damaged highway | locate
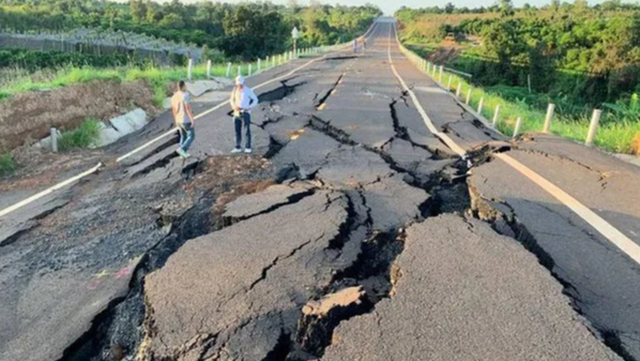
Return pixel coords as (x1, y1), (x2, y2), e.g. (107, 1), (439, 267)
(1, 19), (640, 361)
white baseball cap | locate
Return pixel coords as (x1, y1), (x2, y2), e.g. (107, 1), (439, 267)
(235, 75), (245, 85)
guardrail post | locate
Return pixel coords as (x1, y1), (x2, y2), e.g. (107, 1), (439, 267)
(465, 88), (472, 104)
(248, 63), (252, 76)
(50, 127), (58, 153)
(237, 65), (241, 76)
(477, 97), (484, 114)
(257, 58), (261, 73)
(438, 66), (444, 83)
(513, 117), (523, 138)
(187, 58), (193, 81)
(447, 76), (452, 90)
(206, 59), (211, 78)
(492, 104), (501, 128)
(542, 103), (555, 133)
(585, 109), (602, 147)
(226, 62), (232, 77)
(456, 83), (462, 98)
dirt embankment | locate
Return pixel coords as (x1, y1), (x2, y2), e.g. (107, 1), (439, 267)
(425, 46), (462, 64)
(0, 79), (158, 153)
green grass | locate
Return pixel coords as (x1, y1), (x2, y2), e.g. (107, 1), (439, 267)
(59, 119), (102, 151)
(0, 53), (290, 107)
(0, 152), (16, 176)
(430, 63), (640, 154)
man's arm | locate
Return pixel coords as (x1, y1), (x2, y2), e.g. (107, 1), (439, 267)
(248, 88), (259, 109)
(171, 98), (178, 124)
(230, 89), (240, 112)
(185, 93), (195, 125)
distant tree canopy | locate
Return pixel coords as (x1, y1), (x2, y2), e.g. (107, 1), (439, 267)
(395, 3), (640, 104)
(0, 0), (382, 60)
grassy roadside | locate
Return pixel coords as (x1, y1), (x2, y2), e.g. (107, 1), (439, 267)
(0, 153), (16, 176)
(59, 119), (102, 151)
(404, 44), (640, 155)
(0, 54), (293, 107)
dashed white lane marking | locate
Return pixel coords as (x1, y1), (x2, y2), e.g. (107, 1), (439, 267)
(385, 21), (640, 266)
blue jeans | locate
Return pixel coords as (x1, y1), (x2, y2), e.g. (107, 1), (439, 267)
(178, 122), (195, 152)
(234, 112), (251, 149)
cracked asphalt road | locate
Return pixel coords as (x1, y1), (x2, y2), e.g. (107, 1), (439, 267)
(1, 18), (640, 361)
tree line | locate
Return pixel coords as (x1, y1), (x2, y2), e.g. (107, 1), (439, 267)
(396, 1), (640, 106)
(0, 0), (381, 60)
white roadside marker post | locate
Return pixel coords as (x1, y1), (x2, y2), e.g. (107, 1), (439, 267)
(226, 63), (232, 78)
(513, 117), (523, 138)
(51, 127), (58, 153)
(543, 103), (555, 133)
(465, 88), (472, 105)
(187, 59), (193, 81)
(206, 60), (211, 78)
(456, 83), (462, 98)
(492, 104), (501, 128)
(585, 109), (602, 147)
(477, 97), (484, 114)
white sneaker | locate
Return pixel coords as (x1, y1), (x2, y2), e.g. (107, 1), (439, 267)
(231, 148), (242, 154)
(244, 148), (253, 154)
(176, 148), (188, 158)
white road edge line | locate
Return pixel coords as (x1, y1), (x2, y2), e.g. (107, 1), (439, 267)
(388, 21), (640, 266)
(0, 23), (381, 220)
(386, 24), (466, 157)
(115, 21), (380, 164)
(496, 153), (640, 265)
(0, 162), (103, 218)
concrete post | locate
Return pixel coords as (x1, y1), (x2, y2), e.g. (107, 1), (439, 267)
(477, 97), (484, 114)
(465, 88), (472, 105)
(237, 65), (241, 76)
(266, 56), (270, 69)
(585, 109), (602, 147)
(206, 59), (211, 78)
(447, 76), (452, 90)
(257, 59), (261, 73)
(426, 62), (431, 74)
(438, 66), (444, 83)
(492, 104), (501, 128)
(187, 59), (193, 81)
(513, 117), (523, 138)
(50, 127), (58, 153)
(542, 103), (555, 133)
(226, 62), (232, 78)
(456, 83), (462, 98)
(248, 63), (252, 76)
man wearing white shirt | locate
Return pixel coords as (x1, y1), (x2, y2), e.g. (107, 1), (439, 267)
(229, 75), (259, 153)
